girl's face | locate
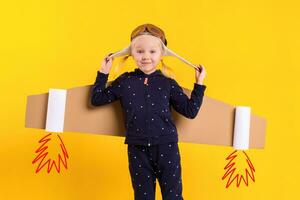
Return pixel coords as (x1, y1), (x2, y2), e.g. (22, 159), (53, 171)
(130, 34), (163, 74)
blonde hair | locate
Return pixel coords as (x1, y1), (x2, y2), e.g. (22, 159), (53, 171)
(111, 55), (175, 80)
(161, 59), (175, 79)
(110, 38), (175, 79)
(112, 55), (175, 79)
(111, 55), (130, 80)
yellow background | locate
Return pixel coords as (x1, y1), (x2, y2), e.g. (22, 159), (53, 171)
(1, 0), (299, 199)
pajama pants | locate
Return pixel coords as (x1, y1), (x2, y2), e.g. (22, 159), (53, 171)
(127, 142), (184, 200)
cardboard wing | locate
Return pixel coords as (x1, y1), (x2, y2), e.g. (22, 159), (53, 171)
(25, 84), (266, 149)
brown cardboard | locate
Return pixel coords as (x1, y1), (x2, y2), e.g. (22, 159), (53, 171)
(25, 84), (266, 149)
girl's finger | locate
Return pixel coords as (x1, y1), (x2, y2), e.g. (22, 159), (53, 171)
(105, 53), (114, 61)
(105, 55), (112, 62)
(197, 65), (202, 72)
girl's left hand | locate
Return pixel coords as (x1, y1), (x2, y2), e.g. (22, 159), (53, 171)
(195, 64), (207, 85)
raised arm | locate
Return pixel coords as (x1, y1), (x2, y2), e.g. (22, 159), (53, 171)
(90, 71), (124, 106)
(170, 64), (207, 118)
(90, 53), (124, 106)
(169, 78), (206, 119)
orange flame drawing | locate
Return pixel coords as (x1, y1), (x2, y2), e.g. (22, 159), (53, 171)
(32, 133), (69, 173)
(222, 150), (255, 188)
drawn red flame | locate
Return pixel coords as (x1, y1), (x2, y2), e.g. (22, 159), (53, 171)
(32, 133), (69, 173)
(222, 150), (255, 188)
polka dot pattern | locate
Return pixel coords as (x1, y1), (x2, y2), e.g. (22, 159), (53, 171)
(91, 68), (206, 143)
(128, 142), (183, 199)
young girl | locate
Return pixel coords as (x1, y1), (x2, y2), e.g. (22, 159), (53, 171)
(91, 23), (207, 200)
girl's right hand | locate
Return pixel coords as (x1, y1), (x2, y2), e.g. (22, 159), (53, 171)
(99, 53), (114, 74)
(195, 64), (207, 85)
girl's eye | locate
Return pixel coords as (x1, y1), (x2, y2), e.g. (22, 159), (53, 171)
(136, 50), (156, 53)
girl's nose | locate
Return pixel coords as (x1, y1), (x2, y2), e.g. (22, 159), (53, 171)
(142, 56), (150, 60)
(142, 53), (151, 59)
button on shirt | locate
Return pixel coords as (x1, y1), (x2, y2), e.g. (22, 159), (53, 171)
(90, 68), (207, 146)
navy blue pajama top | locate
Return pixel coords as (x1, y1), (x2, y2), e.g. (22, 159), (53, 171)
(90, 68), (206, 146)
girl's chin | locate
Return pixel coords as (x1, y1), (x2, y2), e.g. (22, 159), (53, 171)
(139, 65), (156, 73)
(141, 63), (151, 66)
(140, 64), (153, 69)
